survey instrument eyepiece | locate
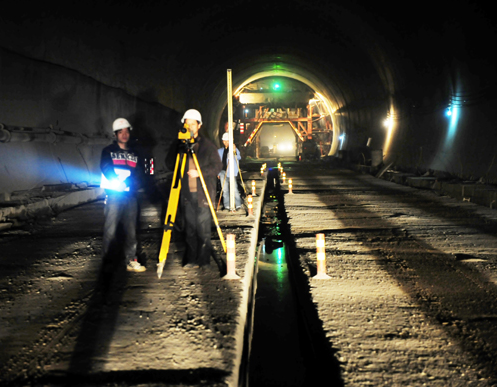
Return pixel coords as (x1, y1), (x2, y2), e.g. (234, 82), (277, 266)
(178, 123), (193, 141)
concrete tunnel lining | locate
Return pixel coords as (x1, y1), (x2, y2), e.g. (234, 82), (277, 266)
(1, 0), (497, 196)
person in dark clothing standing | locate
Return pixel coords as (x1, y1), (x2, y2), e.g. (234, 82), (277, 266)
(166, 109), (222, 269)
(100, 117), (146, 272)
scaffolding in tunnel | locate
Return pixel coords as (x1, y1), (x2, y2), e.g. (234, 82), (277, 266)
(239, 103), (333, 158)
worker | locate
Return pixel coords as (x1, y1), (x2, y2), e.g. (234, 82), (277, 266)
(218, 132), (242, 210)
(166, 109), (222, 269)
(100, 118), (146, 272)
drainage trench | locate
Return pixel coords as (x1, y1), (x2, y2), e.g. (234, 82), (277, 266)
(242, 167), (342, 386)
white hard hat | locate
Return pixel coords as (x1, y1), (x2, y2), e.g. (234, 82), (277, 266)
(112, 118), (132, 132)
(222, 132), (229, 141)
(181, 109), (202, 124)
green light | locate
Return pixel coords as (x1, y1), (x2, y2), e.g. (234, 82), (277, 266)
(272, 82), (281, 91)
(275, 246), (285, 285)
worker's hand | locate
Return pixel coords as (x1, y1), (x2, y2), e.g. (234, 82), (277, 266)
(123, 177), (133, 191)
(118, 181), (127, 192)
(188, 169), (199, 178)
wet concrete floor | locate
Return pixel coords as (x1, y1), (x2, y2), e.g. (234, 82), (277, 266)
(2, 161), (497, 386)
(281, 163), (497, 386)
(0, 171), (266, 386)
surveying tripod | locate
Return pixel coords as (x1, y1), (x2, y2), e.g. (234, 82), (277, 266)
(157, 125), (226, 279)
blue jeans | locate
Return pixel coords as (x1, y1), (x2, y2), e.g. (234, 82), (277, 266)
(102, 193), (138, 262)
(219, 170), (242, 209)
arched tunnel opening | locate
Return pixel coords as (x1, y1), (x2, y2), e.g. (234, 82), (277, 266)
(216, 75), (337, 160)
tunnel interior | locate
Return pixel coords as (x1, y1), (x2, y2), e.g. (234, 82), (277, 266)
(258, 124), (297, 157)
(2, 2), (497, 384)
(217, 75), (334, 159)
(1, 0), (497, 196)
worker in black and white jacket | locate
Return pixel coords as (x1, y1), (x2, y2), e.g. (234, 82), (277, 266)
(100, 117), (146, 272)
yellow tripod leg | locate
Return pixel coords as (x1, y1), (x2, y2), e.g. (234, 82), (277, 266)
(235, 157), (248, 195)
(191, 153), (227, 253)
(157, 152), (187, 278)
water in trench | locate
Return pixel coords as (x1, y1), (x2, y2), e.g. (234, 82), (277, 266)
(247, 183), (315, 386)
(248, 236), (308, 386)
(245, 166), (343, 387)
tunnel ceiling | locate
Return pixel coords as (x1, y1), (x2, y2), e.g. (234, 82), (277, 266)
(3, 0), (497, 192)
(3, 0), (495, 134)
(6, 0), (495, 89)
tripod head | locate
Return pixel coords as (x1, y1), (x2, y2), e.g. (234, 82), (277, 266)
(178, 123), (196, 152)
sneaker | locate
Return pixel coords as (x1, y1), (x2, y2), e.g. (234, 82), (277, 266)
(183, 263), (200, 269)
(127, 260), (146, 272)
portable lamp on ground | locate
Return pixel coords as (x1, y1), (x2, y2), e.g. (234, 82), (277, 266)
(314, 233), (330, 279)
(224, 234), (240, 280)
(247, 195), (253, 216)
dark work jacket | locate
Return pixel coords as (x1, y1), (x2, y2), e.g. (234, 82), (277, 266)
(166, 135), (222, 208)
(100, 142), (144, 196)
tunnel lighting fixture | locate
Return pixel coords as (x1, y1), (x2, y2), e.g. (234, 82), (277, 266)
(383, 117), (392, 128)
(382, 107), (397, 158)
(338, 134), (345, 151)
(445, 104), (460, 145)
